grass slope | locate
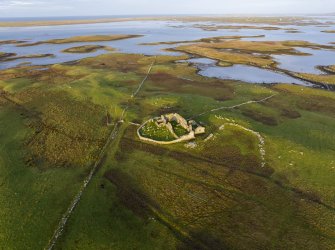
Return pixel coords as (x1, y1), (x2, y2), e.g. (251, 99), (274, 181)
(0, 52), (334, 249)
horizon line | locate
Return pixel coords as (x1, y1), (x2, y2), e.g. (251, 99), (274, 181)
(0, 12), (334, 19)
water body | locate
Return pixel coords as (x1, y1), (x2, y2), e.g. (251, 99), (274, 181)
(0, 17), (335, 84)
(274, 47), (335, 74)
(0, 15), (150, 22)
(184, 58), (311, 86)
(200, 65), (311, 86)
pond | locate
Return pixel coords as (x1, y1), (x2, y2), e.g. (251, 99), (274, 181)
(183, 58), (312, 86)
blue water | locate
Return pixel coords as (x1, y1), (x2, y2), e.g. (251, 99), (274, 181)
(0, 15), (156, 22)
(182, 58), (311, 86)
(0, 16), (334, 85)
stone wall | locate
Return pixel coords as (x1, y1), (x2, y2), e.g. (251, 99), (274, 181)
(165, 113), (190, 131)
(137, 113), (204, 145)
(137, 125), (195, 145)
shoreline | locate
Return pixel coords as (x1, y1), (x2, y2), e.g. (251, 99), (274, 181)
(0, 15), (321, 28)
(0, 16), (157, 27)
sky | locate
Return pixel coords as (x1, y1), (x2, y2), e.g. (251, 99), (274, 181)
(0, 0), (334, 17)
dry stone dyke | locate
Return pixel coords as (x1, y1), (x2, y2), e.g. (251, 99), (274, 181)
(138, 113), (205, 144)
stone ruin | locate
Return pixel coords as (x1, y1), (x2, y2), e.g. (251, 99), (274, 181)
(138, 113), (206, 145)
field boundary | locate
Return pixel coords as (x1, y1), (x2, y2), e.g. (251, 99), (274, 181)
(45, 58), (156, 250)
(217, 120), (266, 168)
(191, 94), (277, 118)
(121, 136), (335, 212)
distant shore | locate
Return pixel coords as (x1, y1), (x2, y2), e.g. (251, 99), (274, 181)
(0, 17), (156, 27)
(0, 15), (320, 27)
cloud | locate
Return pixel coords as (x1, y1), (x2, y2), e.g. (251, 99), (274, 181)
(0, 0), (46, 8)
(10, 1), (36, 5)
(2, 0), (43, 5)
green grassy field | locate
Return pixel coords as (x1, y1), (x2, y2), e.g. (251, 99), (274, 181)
(0, 100), (90, 249)
(0, 52), (334, 249)
(140, 120), (177, 141)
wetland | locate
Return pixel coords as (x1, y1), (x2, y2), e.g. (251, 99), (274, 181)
(0, 15), (335, 250)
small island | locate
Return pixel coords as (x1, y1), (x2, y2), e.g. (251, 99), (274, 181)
(17, 34), (142, 47)
(62, 45), (114, 53)
(137, 113), (205, 144)
(0, 53), (54, 62)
